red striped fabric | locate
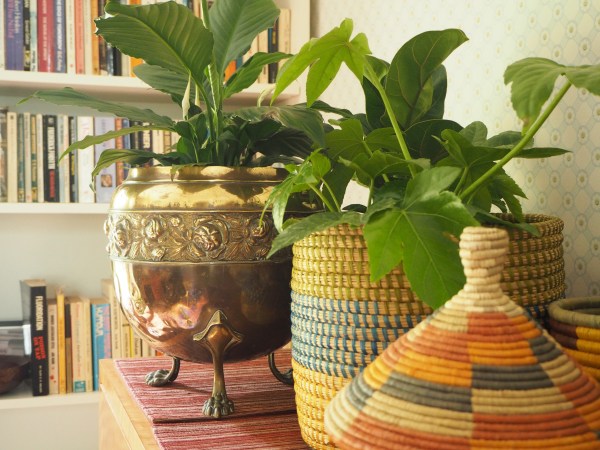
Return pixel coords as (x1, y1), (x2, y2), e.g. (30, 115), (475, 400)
(114, 349), (308, 449)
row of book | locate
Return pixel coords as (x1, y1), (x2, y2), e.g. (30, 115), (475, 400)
(1, 0), (291, 82)
(0, 109), (177, 203)
(20, 278), (159, 396)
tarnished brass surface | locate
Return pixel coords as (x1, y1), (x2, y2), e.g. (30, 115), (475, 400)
(107, 167), (308, 366)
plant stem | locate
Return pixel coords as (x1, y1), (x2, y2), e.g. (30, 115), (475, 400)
(310, 184), (337, 212)
(321, 179), (342, 211)
(460, 80), (572, 201)
(364, 64), (416, 178)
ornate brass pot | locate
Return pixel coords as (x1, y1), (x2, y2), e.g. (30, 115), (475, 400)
(104, 166), (303, 417)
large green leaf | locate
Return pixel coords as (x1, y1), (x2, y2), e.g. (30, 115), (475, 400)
(505, 58), (600, 128)
(234, 105), (325, 147)
(92, 148), (165, 179)
(420, 65), (448, 121)
(386, 29), (467, 129)
(209, 0), (279, 76)
(100, 1), (212, 89)
(325, 118), (366, 161)
(404, 119), (462, 162)
(23, 88), (175, 127)
(133, 64), (190, 106)
(272, 19), (371, 105)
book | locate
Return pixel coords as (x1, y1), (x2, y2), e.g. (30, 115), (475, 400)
(47, 298), (59, 394)
(256, 29), (269, 83)
(101, 278), (122, 359)
(20, 279), (49, 396)
(23, 112), (32, 202)
(35, 113), (44, 202)
(65, 0), (75, 74)
(81, 0), (92, 74)
(64, 301), (72, 393)
(90, 0), (100, 75)
(68, 296), (91, 392)
(90, 298), (111, 391)
(76, 116), (94, 202)
(68, 116), (77, 202)
(0, 107), (7, 202)
(37, 0), (55, 72)
(57, 115), (70, 202)
(73, 0), (84, 73)
(267, 20), (278, 83)
(23, 0), (32, 71)
(277, 9), (291, 74)
(16, 113), (25, 202)
(56, 288), (67, 394)
(0, 0), (4, 70)
(30, 113), (38, 201)
(54, 0), (66, 72)
(6, 111), (17, 202)
(43, 115), (58, 202)
(5, 0), (24, 70)
(29, 0), (38, 71)
(93, 116), (116, 202)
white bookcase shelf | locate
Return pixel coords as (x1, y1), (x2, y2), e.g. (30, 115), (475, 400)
(0, 202), (109, 214)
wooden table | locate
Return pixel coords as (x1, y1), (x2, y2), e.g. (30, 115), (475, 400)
(99, 359), (159, 450)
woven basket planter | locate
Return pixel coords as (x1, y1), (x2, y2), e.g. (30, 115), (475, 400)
(324, 227), (600, 450)
(548, 297), (600, 380)
(291, 214), (565, 449)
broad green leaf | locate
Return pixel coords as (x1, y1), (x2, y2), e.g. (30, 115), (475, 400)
(60, 124), (166, 160)
(251, 128), (313, 160)
(460, 121), (488, 146)
(564, 64), (600, 96)
(309, 100), (355, 119)
(272, 19), (371, 105)
(224, 52), (290, 98)
(100, 1), (212, 90)
(234, 105), (325, 147)
(325, 118), (366, 161)
(420, 65), (448, 121)
(133, 64), (191, 106)
(209, 0), (279, 76)
(23, 88), (175, 128)
(268, 211), (362, 257)
(386, 29), (467, 129)
(322, 162), (354, 212)
(365, 128), (400, 153)
(404, 166), (461, 205)
(404, 119), (462, 162)
(517, 147), (569, 158)
(485, 130), (526, 148)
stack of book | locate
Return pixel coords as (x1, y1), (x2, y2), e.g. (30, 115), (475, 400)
(0, 109), (174, 203)
(1, 0), (291, 80)
(20, 278), (158, 396)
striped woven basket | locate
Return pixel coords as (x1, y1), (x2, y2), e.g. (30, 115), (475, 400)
(291, 214), (565, 449)
(548, 297), (600, 380)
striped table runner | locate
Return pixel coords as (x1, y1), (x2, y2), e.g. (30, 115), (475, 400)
(114, 348), (308, 449)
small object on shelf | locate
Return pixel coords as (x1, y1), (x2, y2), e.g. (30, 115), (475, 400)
(324, 227), (600, 450)
(548, 297), (600, 380)
(0, 355), (30, 395)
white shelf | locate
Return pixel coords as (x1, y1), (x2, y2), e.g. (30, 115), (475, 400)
(1, 69), (300, 106)
(0, 381), (100, 410)
(0, 202), (109, 214)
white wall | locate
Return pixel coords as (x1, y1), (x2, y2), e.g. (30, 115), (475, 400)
(311, 0), (600, 297)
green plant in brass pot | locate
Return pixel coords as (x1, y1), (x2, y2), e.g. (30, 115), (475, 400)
(21, 0), (327, 419)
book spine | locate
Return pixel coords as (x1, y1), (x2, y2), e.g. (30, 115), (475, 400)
(54, 0), (66, 72)
(114, 117), (124, 185)
(58, 114), (70, 202)
(16, 113), (25, 202)
(93, 116), (116, 203)
(20, 281), (49, 396)
(29, 0), (38, 71)
(82, 297), (92, 392)
(68, 116), (77, 202)
(90, 0), (99, 75)
(76, 116), (94, 203)
(23, 112), (32, 202)
(30, 114), (38, 202)
(277, 8), (291, 74)
(81, 0), (92, 74)
(267, 20), (278, 83)
(64, 0), (75, 74)
(64, 302), (72, 393)
(23, 0), (31, 71)
(91, 302), (111, 391)
(5, 0), (24, 70)
(101, 279), (121, 359)
(43, 115), (58, 202)
(73, 0), (84, 74)
(70, 300), (86, 392)
(0, 0), (5, 70)
(0, 108), (7, 202)
(47, 300), (58, 394)
(37, 0), (55, 72)
(6, 112), (18, 202)
(56, 289), (66, 394)
(35, 114), (44, 202)
(256, 29), (269, 83)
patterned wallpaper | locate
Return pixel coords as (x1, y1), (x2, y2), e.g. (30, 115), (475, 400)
(311, 0), (600, 297)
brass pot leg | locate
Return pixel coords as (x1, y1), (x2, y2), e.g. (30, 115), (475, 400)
(193, 310), (243, 418)
(145, 357), (181, 387)
(268, 352), (293, 386)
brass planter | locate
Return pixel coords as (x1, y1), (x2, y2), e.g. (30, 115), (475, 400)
(104, 166), (305, 417)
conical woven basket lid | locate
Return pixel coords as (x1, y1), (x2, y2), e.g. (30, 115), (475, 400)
(324, 227), (600, 450)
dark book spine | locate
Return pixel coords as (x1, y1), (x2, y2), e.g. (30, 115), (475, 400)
(68, 116), (77, 202)
(20, 282), (49, 396)
(64, 302), (72, 393)
(23, 0), (32, 71)
(43, 115), (58, 202)
(0, 108), (8, 202)
(267, 20), (278, 83)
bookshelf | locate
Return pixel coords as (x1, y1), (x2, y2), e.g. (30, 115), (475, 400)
(0, 1), (310, 448)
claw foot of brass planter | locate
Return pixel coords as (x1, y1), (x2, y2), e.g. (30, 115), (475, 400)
(105, 168), (311, 419)
(193, 310), (242, 418)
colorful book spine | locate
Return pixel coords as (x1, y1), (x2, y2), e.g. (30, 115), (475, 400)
(37, 0), (55, 72)
(56, 289), (67, 394)
(20, 279), (48, 396)
(0, 0), (4, 70)
(69, 298), (87, 392)
(0, 108), (7, 202)
(35, 113), (44, 202)
(267, 20), (278, 83)
(30, 114), (38, 202)
(43, 114), (58, 202)
(5, 0), (24, 70)
(68, 116), (78, 202)
(93, 116), (116, 203)
(91, 300), (111, 391)
(29, 0), (38, 71)
(47, 298), (59, 394)
(23, 0), (31, 71)
(54, 0), (66, 72)
(73, 0), (84, 74)
(23, 112), (32, 202)
(101, 279), (121, 359)
(16, 113), (25, 202)
(6, 111), (17, 202)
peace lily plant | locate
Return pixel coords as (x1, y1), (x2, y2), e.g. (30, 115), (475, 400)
(22, 0), (326, 174)
(264, 20), (600, 309)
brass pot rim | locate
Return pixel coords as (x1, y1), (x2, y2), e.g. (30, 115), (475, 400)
(126, 166), (288, 183)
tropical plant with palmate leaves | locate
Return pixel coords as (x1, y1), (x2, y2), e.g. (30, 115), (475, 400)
(21, 0), (326, 176)
(264, 20), (600, 309)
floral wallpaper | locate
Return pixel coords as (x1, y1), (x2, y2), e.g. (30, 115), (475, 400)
(311, 0), (600, 297)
